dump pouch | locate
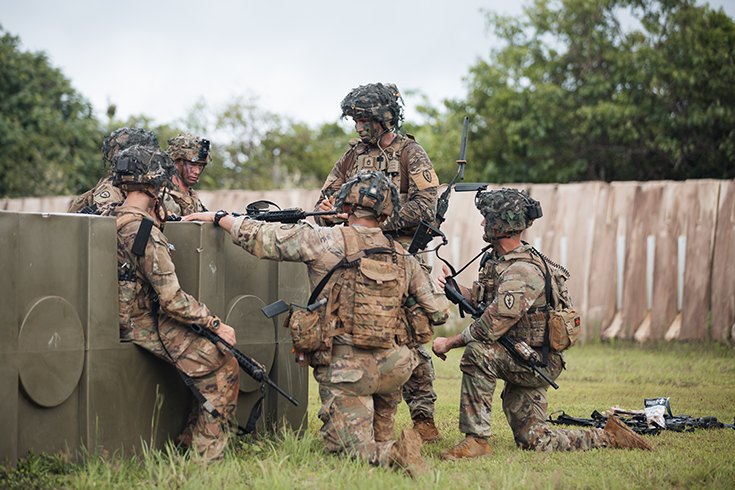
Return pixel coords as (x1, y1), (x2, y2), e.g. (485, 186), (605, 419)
(548, 308), (581, 351)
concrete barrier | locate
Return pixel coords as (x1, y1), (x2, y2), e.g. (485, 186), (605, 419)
(0, 210), (309, 465)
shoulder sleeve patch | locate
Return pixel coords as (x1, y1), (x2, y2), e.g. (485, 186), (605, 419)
(409, 166), (439, 191)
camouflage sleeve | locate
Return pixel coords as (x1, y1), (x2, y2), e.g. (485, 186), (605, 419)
(406, 256), (450, 325)
(229, 215), (333, 264)
(141, 231), (211, 327)
(93, 178), (125, 207)
(463, 261), (545, 344)
(313, 149), (353, 226)
(380, 142), (438, 231)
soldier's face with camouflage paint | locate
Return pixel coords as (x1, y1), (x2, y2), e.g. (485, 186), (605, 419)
(354, 117), (384, 145)
(177, 159), (206, 186)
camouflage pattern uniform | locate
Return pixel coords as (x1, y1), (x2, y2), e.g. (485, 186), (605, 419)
(315, 83), (441, 432)
(227, 215), (449, 467)
(163, 187), (207, 216)
(456, 189), (611, 451)
(165, 133), (210, 217)
(112, 145), (237, 461)
(68, 128), (159, 214)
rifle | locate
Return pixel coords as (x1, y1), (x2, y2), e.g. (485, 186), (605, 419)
(189, 322), (299, 406)
(234, 200), (337, 224)
(408, 116), (469, 254)
(443, 281), (559, 390)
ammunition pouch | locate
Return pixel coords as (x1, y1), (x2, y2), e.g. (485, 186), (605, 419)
(403, 302), (433, 345)
(548, 307), (581, 351)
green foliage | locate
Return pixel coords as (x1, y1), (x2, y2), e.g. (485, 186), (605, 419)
(435, 0), (735, 184)
(0, 26), (104, 198)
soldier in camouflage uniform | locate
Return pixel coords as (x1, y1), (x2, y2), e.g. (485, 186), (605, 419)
(111, 145), (239, 461)
(67, 127), (159, 214)
(185, 171), (450, 477)
(164, 133), (210, 217)
(433, 188), (652, 460)
(314, 83), (444, 443)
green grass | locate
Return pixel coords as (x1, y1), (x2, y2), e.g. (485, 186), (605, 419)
(3, 342), (734, 489)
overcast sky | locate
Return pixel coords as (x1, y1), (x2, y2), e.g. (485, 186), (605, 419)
(3, 0), (734, 130)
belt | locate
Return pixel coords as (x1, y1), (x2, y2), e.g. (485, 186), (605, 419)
(332, 344), (375, 356)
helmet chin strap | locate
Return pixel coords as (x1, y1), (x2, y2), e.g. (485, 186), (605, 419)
(143, 185), (168, 230)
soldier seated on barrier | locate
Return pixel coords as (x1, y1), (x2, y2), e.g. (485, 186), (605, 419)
(184, 170), (450, 477)
(111, 144), (239, 461)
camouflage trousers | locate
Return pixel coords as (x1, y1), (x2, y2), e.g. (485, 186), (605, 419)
(401, 344), (437, 420)
(128, 315), (240, 461)
(459, 341), (611, 451)
(313, 343), (417, 467)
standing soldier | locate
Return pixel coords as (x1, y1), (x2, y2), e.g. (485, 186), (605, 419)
(184, 171), (450, 477)
(67, 127), (159, 214)
(433, 188), (653, 459)
(314, 83), (444, 443)
(164, 133), (211, 217)
(111, 145), (239, 461)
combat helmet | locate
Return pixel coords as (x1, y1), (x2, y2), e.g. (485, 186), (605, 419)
(111, 145), (177, 194)
(166, 133), (212, 164)
(101, 127), (159, 166)
(334, 170), (400, 222)
(340, 83), (404, 132)
(475, 188), (542, 241)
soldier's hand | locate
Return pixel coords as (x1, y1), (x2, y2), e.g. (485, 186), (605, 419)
(436, 264), (451, 291)
(319, 195), (348, 222)
(182, 212), (215, 222)
(432, 337), (450, 361)
(218, 323), (236, 347)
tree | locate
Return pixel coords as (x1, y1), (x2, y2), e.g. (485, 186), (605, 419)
(447, 0), (735, 183)
(0, 27), (103, 198)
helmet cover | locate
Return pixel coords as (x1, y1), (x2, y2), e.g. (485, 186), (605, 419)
(101, 127), (159, 165)
(475, 188), (542, 240)
(340, 83), (404, 132)
(334, 170), (400, 222)
(166, 133), (212, 164)
(111, 145), (177, 193)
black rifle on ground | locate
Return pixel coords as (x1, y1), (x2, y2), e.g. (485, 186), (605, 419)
(189, 323), (299, 406)
(234, 200), (337, 224)
(442, 281), (559, 390)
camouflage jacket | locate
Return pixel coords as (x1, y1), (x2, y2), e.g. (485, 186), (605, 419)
(462, 243), (548, 346)
(68, 175), (125, 214)
(163, 186), (207, 217)
(228, 216), (449, 326)
(314, 134), (439, 235)
(114, 206), (217, 348)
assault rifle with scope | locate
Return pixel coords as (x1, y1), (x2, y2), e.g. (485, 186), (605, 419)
(442, 279), (559, 390)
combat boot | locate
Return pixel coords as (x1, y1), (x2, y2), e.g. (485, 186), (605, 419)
(412, 415), (442, 443)
(389, 428), (426, 478)
(603, 415), (653, 451)
(440, 435), (493, 461)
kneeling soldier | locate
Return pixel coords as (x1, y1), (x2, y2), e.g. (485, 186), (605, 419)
(185, 171), (450, 477)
